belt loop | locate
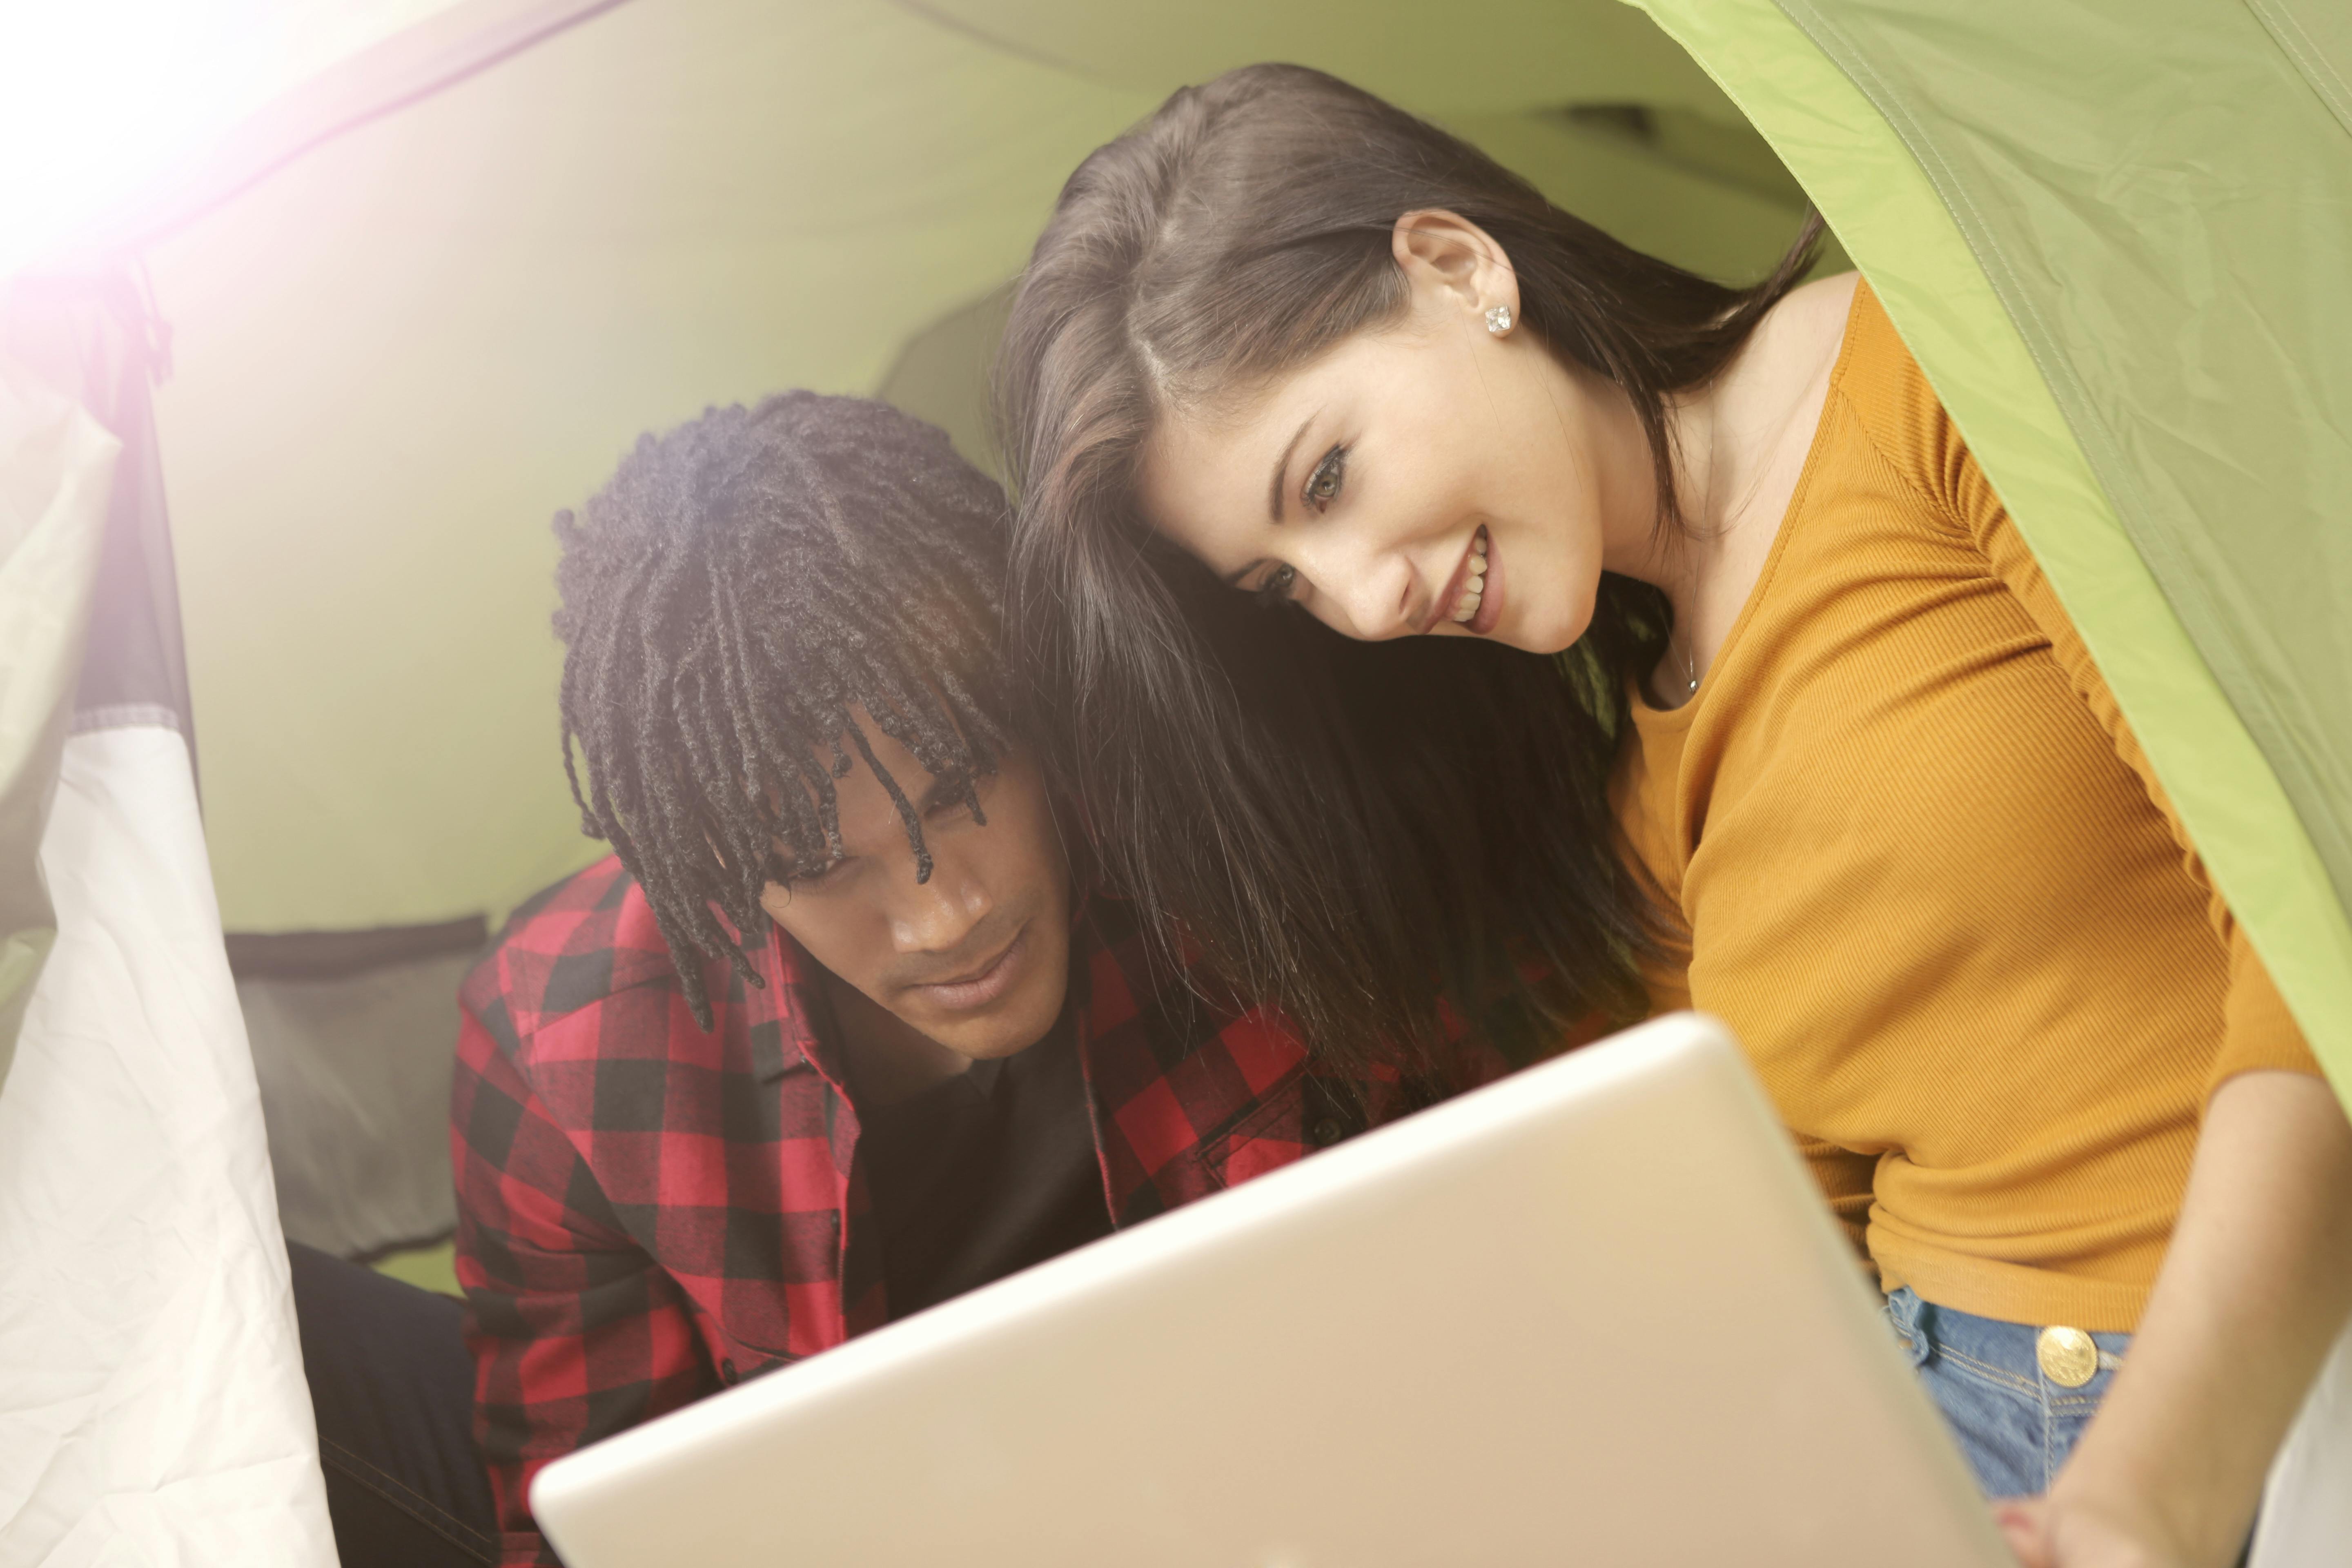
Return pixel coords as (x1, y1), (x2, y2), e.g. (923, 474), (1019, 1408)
(1884, 1287), (1931, 1368)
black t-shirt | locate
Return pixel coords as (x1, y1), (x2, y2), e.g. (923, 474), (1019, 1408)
(852, 1016), (1115, 1321)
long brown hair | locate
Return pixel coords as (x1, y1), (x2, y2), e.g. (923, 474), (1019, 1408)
(995, 64), (1820, 1071)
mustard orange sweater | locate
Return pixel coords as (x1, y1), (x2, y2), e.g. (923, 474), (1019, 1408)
(1613, 284), (2320, 1332)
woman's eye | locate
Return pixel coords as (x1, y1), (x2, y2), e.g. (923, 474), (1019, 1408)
(1254, 563), (1298, 607)
(789, 858), (848, 889)
(1302, 445), (1348, 512)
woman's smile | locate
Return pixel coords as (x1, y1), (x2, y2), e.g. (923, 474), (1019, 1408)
(1467, 526), (1503, 635)
(1427, 525), (1489, 632)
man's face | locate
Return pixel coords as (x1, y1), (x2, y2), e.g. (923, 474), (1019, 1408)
(756, 715), (1074, 1063)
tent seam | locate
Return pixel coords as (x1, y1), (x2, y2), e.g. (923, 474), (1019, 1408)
(2243, 0), (2352, 138)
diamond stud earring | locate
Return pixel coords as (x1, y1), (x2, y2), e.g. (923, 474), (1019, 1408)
(1485, 303), (1515, 335)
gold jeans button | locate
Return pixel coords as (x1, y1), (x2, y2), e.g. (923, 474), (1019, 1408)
(2036, 1325), (2100, 1388)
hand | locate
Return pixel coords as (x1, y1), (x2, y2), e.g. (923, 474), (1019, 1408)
(1994, 1493), (2191, 1568)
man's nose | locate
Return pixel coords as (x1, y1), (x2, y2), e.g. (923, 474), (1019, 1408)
(888, 858), (992, 954)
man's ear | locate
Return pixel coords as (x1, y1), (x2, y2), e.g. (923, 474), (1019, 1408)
(1392, 208), (1519, 326)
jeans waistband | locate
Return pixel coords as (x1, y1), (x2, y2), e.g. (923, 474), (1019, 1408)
(1884, 1286), (2128, 1389)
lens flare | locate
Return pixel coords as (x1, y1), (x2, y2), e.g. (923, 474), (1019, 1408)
(0, 0), (451, 277)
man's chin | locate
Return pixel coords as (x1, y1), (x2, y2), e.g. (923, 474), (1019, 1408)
(917, 1006), (1062, 1065)
(902, 968), (1069, 1065)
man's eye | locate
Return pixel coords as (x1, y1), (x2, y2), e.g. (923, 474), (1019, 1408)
(1254, 563), (1298, 607)
(789, 859), (847, 888)
(1302, 444), (1347, 512)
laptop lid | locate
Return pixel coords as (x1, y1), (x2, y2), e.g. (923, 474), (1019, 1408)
(531, 1011), (2011, 1567)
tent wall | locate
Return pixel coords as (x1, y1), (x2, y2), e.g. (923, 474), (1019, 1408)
(900, 0), (1747, 123)
(147, 0), (1162, 938)
(145, 0), (1829, 943)
(234, 920), (486, 1261)
(5, 0), (610, 281)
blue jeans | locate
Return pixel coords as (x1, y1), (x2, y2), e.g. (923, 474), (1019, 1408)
(1883, 1286), (2128, 1498)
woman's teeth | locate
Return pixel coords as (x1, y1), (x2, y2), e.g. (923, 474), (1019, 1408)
(1450, 529), (1490, 624)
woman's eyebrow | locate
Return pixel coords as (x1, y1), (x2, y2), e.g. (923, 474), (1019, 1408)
(1267, 412), (1316, 523)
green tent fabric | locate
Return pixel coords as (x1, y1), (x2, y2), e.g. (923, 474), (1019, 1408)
(134, 0), (1825, 941)
(1631, 0), (2352, 1098)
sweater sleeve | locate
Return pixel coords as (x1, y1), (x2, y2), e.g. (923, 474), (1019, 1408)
(1924, 380), (2322, 1100)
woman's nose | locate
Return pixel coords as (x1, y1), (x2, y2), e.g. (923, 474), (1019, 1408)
(889, 861), (991, 954)
(1310, 542), (1421, 641)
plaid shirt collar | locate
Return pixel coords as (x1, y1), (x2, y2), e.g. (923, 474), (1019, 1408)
(736, 916), (842, 1088)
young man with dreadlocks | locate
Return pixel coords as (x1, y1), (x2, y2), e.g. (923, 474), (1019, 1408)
(436, 394), (1532, 1566)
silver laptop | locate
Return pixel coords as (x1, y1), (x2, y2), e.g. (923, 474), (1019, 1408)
(531, 1012), (2010, 1567)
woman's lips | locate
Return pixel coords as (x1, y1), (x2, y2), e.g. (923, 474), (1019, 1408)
(909, 924), (1028, 1012)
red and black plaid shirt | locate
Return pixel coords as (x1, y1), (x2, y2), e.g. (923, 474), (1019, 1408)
(451, 856), (1520, 1566)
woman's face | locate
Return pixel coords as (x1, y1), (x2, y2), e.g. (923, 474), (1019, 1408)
(1136, 215), (1651, 656)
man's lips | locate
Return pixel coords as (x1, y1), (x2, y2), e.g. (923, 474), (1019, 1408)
(905, 924), (1028, 1011)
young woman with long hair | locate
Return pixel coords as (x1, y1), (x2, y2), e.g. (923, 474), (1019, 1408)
(994, 63), (2352, 1568)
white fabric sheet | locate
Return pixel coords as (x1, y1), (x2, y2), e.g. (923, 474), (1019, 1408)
(0, 725), (334, 1567)
(0, 354), (114, 1087)
(2251, 1318), (2352, 1568)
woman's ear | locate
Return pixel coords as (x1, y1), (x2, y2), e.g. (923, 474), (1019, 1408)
(1392, 209), (1520, 328)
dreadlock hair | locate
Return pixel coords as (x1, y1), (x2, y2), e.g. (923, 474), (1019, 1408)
(554, 392), (1016, 1029)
